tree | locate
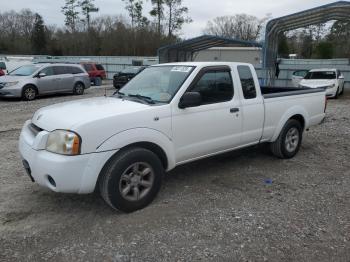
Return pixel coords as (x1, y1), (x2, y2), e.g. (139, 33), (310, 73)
(278, 33), (289, 58)
(150, 0), (164, 35)
(31, 13), (47, 54)
(204, 14), (269, 41)
(314, 42), (333, 59)
(300, 32), (313, 58)
(79, 0), (99, 30)
(61, 0), (80, 32)
(122, 0), (149, 29)
(164, 0), (192, 38)
(327, 20), (350, 58)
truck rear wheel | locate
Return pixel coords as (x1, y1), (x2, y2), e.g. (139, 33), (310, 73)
(99, 147), (163, 212)
(270, 119), (302, 159)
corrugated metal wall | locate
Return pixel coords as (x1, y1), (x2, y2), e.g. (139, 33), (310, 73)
(256, 58), (350, 88)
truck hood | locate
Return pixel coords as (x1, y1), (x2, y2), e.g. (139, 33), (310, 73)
(300, 79), (335, 88)
(32, 96), (149, 131)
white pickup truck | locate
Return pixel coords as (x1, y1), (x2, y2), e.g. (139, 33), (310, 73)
(19, 62), (326, 212)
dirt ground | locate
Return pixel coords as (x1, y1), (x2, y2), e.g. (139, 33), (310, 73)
(0, 86), (349, 262)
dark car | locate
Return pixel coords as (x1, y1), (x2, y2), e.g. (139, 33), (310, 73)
(113, 66), (146, 89)
(80, 62), (107, 86)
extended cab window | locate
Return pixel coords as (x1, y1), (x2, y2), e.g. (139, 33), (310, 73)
(238, 65), (257, 99)
(190, 69), (233, 105)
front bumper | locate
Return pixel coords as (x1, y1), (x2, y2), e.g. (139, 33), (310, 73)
(325, 86), (337, 97)
(18, 120), (117, 194)
(0, 86), (22, 97)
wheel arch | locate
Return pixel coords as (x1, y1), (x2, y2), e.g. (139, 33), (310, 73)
(94, 141), (169, 193)
(271, 107), (308, 142)
(22, 83), (39, 95)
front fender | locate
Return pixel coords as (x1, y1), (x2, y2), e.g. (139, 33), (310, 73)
(271, 106), (309, 142)
(96, 128), (176, 170)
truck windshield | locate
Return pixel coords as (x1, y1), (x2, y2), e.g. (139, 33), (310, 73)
(118, 65), (195, 103)
(304, 71), (336, 80)
(9, 65), (42, 76)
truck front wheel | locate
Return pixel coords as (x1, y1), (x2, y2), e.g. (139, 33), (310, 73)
(99, 148), (164, 212)
(270, 119), (302, 159)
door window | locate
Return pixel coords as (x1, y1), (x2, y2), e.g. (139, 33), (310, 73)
(96, 64), (104, 70)
(189, 69), (234, 105)
(69, 66), (84, 74)
(238, 66), (257, 99)
(53, 66), (68, 75)
(40, 66), (54, 76)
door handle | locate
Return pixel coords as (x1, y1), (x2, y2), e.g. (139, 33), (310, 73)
(230, 108), (239, 113)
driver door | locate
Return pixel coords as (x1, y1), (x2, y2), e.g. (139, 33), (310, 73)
(172, 66), (242, 164)
(36, 66), (58, 94)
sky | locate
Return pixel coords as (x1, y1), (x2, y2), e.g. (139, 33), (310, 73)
(1, 0), (339, 38)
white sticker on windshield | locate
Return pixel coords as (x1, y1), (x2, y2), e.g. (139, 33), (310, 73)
(171, 66), (192, 73)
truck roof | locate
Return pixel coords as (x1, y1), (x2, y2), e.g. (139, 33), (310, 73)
(153, 61), (253, 67)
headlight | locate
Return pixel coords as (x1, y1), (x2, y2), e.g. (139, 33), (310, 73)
(4, 81), (19, 87)
(46, 130), (81, 155)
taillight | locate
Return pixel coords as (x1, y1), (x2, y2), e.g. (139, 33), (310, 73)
(324, 96), (328, 113)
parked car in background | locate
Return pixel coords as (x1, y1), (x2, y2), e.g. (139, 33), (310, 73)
(81, 62), (106, 86)
(113, 66), (146, 89)
(0, 63), (90, 100)
(299, 68), (345, 98)
(0, 68), (5, 77)
(292, 69), (309, 87)
(19, 62), (326, 212)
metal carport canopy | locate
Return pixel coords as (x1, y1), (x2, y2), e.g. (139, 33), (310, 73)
(158, 35), (261, 63)
(263, 1), (350, 69)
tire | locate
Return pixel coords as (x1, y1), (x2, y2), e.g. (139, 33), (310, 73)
(94, 77), (102, 86)
(73, 82), (85, 95)
(339, 85), (344, 96)
(99, 147), (164, 213)
(270, 119), (303, 159)
(22, 85), (37, 101)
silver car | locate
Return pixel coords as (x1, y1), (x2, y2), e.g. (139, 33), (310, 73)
(0, 63), (91, 100)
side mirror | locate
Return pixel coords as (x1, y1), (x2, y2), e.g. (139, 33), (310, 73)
(38, 72), (46, 78)
(339, 75), (344, 79)
(179, 92), (202, 109)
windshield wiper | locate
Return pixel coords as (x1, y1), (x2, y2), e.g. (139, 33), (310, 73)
(113, 91), (125, 96)
(127, 94), (156, 104)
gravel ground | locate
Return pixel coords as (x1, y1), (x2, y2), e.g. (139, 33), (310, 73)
(0, 86), (349, 262)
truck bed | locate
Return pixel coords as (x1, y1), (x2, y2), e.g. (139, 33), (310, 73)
(261, 86), (325, 99)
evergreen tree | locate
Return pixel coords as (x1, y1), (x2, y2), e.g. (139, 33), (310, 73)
(150, 0), (164, 35)
(79, 0), (99, 30)
(164, 0), (192, 38)
(31, 13), (47, 54)
(61, 0), (80, 32)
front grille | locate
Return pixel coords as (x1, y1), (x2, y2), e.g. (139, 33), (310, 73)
(28, 123), (43, 137)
